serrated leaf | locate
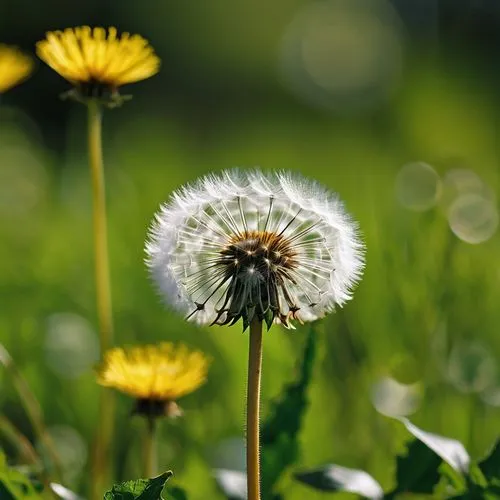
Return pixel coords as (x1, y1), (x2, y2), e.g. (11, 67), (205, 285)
(260, 327), (316, 497)
(295, 465), (383, 499)
(400, 418), (470, 473)
(103, 471), (173, 500)
(479, 439), (500, 483)
(213, 469), (246, 500)
(390, 439), (442, 496)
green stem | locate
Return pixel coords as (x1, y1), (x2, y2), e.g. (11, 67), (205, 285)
(246, 318), (263, 500)
(144, 417), (158, 478)
(87, 99), (115, 500)
(0, 414), (39, 465)
(0, 413), (58, 498)
(87, 99), (113, 352)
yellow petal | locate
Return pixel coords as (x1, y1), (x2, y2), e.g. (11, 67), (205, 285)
(95, 343), (211, 401)
(36, 26), (160, 88)
(0, 44), (33, 93)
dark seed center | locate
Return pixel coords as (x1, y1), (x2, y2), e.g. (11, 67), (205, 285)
(209, 231), (300, 329)
(220, 230), (297, 274)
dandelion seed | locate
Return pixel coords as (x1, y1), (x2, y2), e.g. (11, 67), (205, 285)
(146, 169), (364, 330)
(96, 343), (210, 418)
(36, 26), (160, 106)
(0, 44), (33, 93)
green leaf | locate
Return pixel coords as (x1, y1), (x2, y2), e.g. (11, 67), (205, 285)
(0, 451), (43, 499)
(389, 439), (442, 496)
(103, 472), (173, 500)
(399, 418), (470, 473)
(447, 484), (493, 500)
(479, 439), (500, 484)
(260, 326), (316, 497)
(295, 464), (383, 498)
(50, 483), (82, 500)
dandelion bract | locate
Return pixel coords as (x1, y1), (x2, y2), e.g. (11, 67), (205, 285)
(146, 170), (364, 329)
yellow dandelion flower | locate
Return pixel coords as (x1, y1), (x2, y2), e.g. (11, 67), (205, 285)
(0, 44), (33, 93)
(96, 343), (210, 416)
(36, 26), (160, 104)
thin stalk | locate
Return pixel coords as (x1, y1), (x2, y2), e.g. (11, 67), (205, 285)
(246, 318), (263, 500)
(0, 344), (63, 482)
(0, 414), (58, 499)
(143, 417), (158, 478)
(88, 99), (113, 352)
(87, 99), (115, 500)
(0, 414), (39, 465)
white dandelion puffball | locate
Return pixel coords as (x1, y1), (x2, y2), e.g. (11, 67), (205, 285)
(146, 170), (364, 329)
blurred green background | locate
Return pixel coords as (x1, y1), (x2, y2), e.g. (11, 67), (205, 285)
(1, 0), (500, 498)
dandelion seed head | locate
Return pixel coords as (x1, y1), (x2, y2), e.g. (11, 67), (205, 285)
(146, 169), (364, 329)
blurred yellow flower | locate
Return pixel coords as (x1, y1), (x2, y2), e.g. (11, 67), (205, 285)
(0, 44), (33, 93)
(96, 343), (210, 402)
(36, 26), (160, 95)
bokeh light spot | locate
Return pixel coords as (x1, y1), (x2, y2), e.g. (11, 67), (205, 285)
(370, 377), (422, 417)
(0, 148), (47, 215)
(481, 387), (500, 407)
(444, 168), (488, 196)
(448, 193), (498, 244)
(38, 425), (87, 484)
(44, 313), (99, 378)
(395, 162), (442, 211)
(447, 342), (497, 393)
(279, 0), (403, 113)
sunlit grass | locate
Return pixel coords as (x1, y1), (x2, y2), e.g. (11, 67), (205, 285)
(1, 61), (499, 498)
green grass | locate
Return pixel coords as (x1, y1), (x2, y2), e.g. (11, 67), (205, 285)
(1, 61), (499, 499)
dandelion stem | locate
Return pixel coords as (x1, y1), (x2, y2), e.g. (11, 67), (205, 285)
(87, 99), (115, 500)
(246, 317), (263, 500)
(144, 417), (158, 478)
(88, 99), (113, 353)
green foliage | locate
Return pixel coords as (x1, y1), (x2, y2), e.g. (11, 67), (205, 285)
(260, 326), (316, 498)
(388, 439), (442, 496)
(2, 24), (500, 500)
(479, 440), (500, 485)
(103, 472), (172, 500)
(0, 450), (84, 500)
(50, 483), (82, 500)
(0, 451), (179, 500)
(294, 420), (500, 499)
(399, 417), (470, 473)
(0, 451), (42, 500)
(294, 465), (383, 498)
